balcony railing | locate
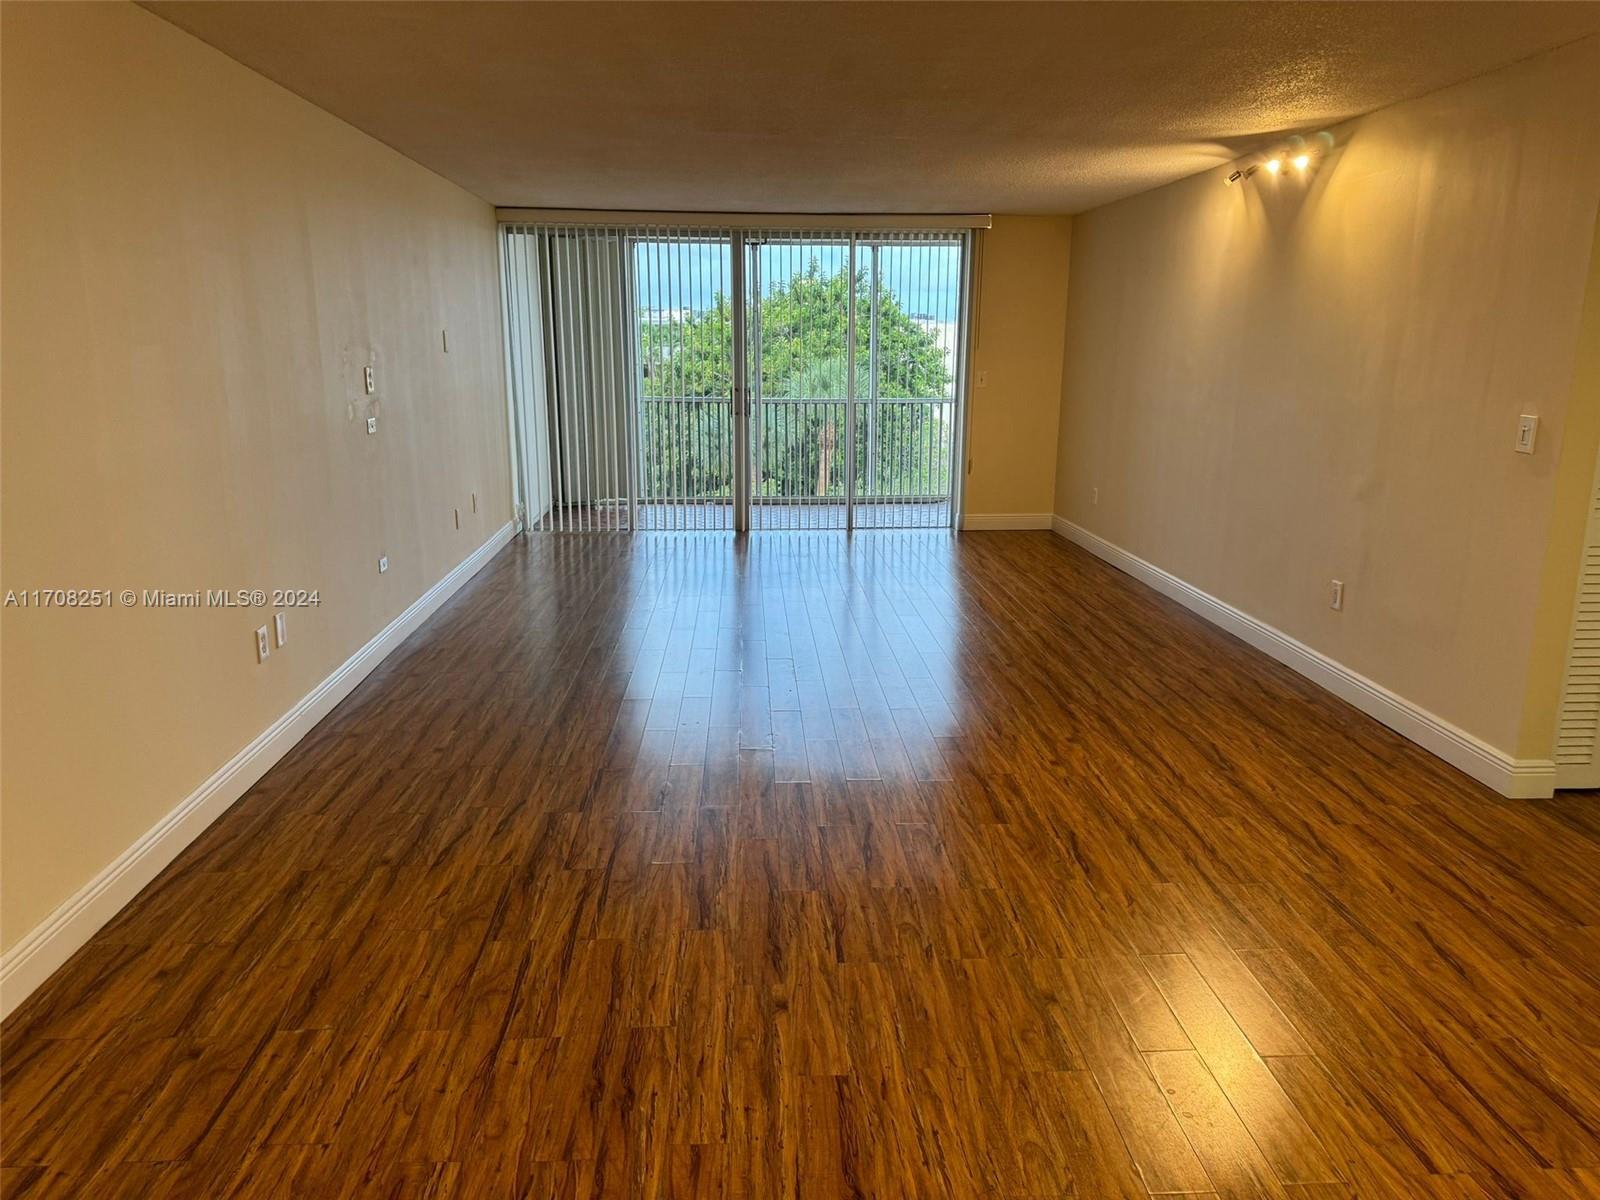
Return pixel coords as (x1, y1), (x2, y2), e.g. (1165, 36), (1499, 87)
(636, 394), (954, 529)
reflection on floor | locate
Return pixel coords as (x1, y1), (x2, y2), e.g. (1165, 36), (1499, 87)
(4, 530), (1600, 1197)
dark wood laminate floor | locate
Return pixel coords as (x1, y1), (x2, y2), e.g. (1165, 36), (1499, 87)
(5, 530), (1600, 1199)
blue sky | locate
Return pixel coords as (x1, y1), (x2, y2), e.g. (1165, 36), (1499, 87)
(632, 238), (961, 322)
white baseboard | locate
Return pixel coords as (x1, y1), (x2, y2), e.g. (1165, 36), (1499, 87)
(962, 512), (1055, 531)
(0, 521), (516, 1020)
(1051, 516), (1555, 800)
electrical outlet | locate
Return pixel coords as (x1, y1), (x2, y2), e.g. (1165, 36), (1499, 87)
(378, 555), (389, 574)
(1515, 414), (1539, 454)
(364, 365), (376, 395)
(1330, 579), (1345, 611)
(255, 625), (271, 663)
(366, 416), (378, 435)
(274, 611), (287, 648)
(1092, 487), (1099, 506)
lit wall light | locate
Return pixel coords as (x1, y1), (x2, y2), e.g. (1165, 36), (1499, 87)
(1222, 132), (1330, 188)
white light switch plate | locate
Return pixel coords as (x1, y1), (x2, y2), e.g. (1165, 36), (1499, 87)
(1515, 414), (1539, 454)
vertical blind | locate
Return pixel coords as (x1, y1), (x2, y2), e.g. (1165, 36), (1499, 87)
(504, 224), (738, 531)
(501, 222), (970, 533)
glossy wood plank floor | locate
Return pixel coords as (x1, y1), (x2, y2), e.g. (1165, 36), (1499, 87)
(5, 531), (1600, 1199)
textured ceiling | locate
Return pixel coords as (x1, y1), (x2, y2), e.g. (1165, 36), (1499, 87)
(142, 1), (1600, 214)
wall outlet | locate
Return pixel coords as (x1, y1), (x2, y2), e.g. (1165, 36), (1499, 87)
(1092, 487), (1099, 506)
(364, 365), (376, 395)
(1515, 414), (1539, 454)
(378, 555), (389, 574)
(255, 625), (271, 663)
(366, 416), (378, 435)
(274, 611), (287, 648)
(1330, 579), (1345, 611)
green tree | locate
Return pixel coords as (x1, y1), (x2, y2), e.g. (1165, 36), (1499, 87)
(638, 260), (952, 501)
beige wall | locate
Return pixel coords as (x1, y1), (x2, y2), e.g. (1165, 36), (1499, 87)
(1, 3), (512, 952)
(966, 215), (1072, 517)
(1054, 38), (1600, 758)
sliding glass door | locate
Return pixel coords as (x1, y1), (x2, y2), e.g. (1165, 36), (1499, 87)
(743, 230), (964, 529)
(501, 222), (969, 532)
(852, 234), (963, 528)
(634, 232), (737, 530)
(747, 233), (855, 530)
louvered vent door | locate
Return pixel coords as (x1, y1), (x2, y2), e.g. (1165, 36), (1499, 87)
(1555, 456), (1600, 788)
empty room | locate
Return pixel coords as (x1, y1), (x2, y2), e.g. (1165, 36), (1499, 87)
(5, 1), (1600, 1196)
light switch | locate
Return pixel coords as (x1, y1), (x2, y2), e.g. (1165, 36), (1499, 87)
(1515, 414), (1539, 455)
